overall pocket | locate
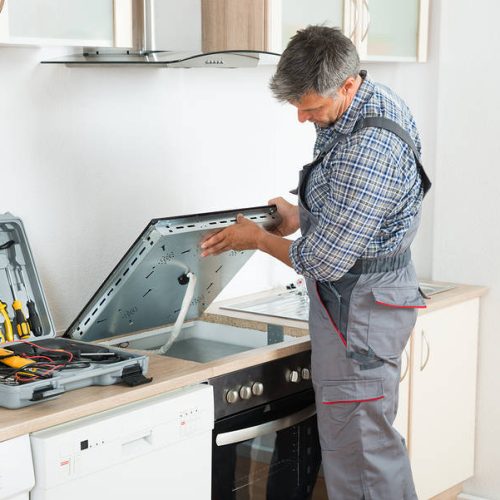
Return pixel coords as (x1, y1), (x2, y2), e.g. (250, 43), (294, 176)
(318, 379), (385, 450)
(368, 287), (426, 358)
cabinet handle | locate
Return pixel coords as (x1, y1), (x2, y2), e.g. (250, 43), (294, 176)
(361, 0), (371, 42)
(400, 347), (409, 382)
(0, 0), (5, 14)
(420, 330), (431, 371)
(349, 0), (359, 40)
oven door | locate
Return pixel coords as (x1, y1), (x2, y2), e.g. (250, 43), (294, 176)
(212, 389), (323, 500)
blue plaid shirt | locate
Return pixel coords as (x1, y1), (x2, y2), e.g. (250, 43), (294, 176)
(289, 74), (424, 282)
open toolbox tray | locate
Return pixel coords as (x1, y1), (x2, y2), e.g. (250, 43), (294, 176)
(0, 213), (150, 409)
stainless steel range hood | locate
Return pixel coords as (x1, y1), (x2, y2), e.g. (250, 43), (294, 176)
(41, 0), (281, 68)
(41, 50), (280, 68)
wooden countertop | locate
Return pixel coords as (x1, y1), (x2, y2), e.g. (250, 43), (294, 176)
(0, 281), (486, 443)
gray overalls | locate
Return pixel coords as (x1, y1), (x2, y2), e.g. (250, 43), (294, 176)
(294, 117), (431, 500)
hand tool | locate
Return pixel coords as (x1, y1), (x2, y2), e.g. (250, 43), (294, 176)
(0, 347), (35, 370)
(5, 267), (30, 339)
(19, 268), (43, 336)
(0, 300), (13, 343)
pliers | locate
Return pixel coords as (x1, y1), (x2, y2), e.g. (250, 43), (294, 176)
(0, 300), (13, 343)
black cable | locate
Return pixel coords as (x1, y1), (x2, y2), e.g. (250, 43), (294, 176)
(0, 240), (15, 250)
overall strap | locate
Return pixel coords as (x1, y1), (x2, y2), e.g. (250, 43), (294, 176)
(352, 116), (432, 195)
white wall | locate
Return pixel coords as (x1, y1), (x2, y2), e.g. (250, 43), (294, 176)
(432, 0), (500, 497)
(0, 47), (309, 329)
(0, 44), (437, 332)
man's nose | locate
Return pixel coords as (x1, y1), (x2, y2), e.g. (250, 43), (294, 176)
(297, 110), (309, 123)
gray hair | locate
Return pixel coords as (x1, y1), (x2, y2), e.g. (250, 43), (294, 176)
(269, 26), (360, 102)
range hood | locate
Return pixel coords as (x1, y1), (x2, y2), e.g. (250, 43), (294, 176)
(42, 0), (281, 68)
(41, 50), (280, 68)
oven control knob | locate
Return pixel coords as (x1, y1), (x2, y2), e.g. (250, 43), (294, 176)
(289, 370), (301, 383)
(252, 382), (264, 396)
(301, 368), (311, 380)
(239, 385), (253, 400)
(226, 389), (240, 404)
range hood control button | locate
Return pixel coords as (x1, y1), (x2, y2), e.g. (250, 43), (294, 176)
(289, 370), (301, 383)
(301, 368), (311, 381)
(239, 385), (252, 400)
(226, 389), (240, 404)
(251, 382), (264, 396)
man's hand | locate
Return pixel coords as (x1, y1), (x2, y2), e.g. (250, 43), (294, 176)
(200, 214), (264, 257)
(200, 211), (294, 269)
(269, 197), (300, 237)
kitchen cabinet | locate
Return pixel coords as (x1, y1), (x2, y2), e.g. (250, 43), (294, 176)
(202, 0), (344, 53)
(0, 434), (34, 500)
(345, 0), (429, 62)
(202, 0), (428, 62)
(0, 0), (132, 47)
(408, 298), (480, 499)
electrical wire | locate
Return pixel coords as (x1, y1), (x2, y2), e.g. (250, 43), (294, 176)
(0, 340), (121, 385)
(155, 271), (197, 356)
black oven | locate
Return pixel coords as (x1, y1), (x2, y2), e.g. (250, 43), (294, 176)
(210, 351), (325, 500)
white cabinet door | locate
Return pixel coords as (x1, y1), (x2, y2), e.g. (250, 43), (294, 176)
(0, 0), (126, 47)
(409, 299), (479, 500)
(345, 0), (429, 62)
(268, 0), (345, 53)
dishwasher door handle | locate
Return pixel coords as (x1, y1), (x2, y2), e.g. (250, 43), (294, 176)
(215, 404), (316, 447)
(121, 429), (154, 457)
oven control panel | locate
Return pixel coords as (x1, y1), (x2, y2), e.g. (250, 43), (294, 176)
(210, 350), (313, 419)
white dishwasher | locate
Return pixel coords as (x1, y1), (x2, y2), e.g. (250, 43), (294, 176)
(30, 384), (214, 500)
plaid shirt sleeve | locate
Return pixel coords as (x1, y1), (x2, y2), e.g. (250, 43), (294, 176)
(289, 130), (406, 282)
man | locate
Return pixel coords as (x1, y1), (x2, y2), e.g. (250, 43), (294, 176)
(201, 26), (431, 499)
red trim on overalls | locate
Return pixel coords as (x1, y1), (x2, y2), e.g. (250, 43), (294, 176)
(315, 283), (347, 347)
(375, 301), (427, 309)
(322, 395), (384, 405)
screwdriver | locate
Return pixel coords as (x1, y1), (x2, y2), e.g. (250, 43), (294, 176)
(19, 268), (43, 337)
(0, 301), (12, 342)
(5, 268), (30, 339)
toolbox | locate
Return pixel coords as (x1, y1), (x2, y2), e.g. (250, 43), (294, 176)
(0, 213), (150, 409)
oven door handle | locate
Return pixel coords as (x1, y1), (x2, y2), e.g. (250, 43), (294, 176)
(215, 404), (316, 447)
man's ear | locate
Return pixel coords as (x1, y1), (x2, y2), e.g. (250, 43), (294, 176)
(342, 76), (357, 96)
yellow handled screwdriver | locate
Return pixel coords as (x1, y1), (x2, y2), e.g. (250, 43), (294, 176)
(0, 301), (13, 342)
(5, 268), (30, 339)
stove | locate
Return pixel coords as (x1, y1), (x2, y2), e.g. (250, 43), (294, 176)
(64, 205), (298, 363)
(210, 350), (325, 499)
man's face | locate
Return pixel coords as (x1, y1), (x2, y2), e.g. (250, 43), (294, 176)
(291, 90), (345, 128)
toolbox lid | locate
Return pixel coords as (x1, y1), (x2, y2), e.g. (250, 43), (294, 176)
(65, 206), (280, 342)
(0, 213), (57, 341)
